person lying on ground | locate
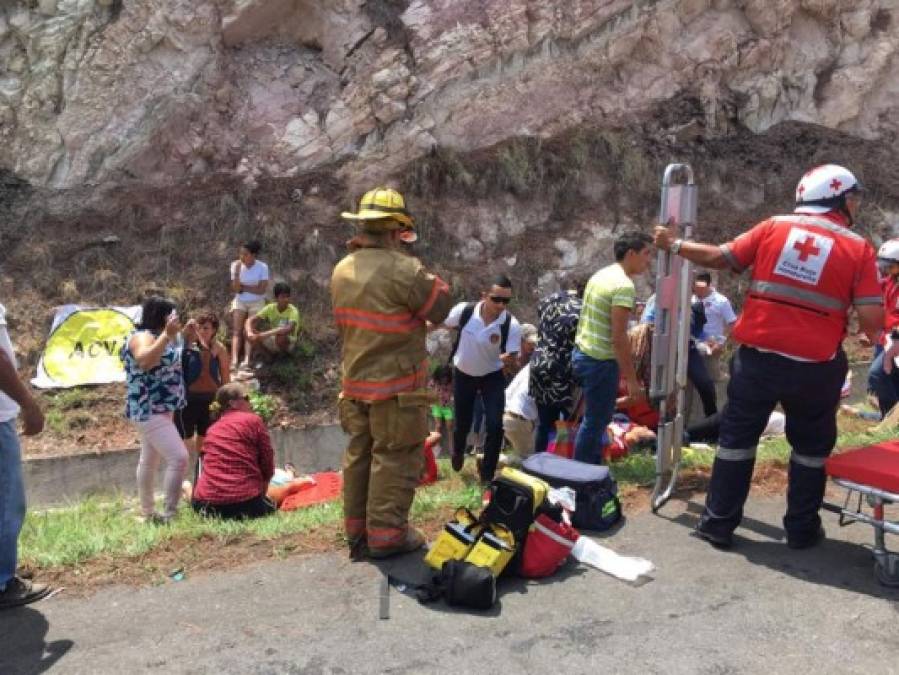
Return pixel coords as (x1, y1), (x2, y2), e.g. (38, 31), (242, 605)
(191, 383), (277, 520)
(245, 282), (301, 361)
(615, 322), (785, 444)
(176, 310), (230, 457)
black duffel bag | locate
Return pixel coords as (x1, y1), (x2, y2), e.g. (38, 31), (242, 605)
(521, 453), (621, 531)
(394, 560), (497, 611)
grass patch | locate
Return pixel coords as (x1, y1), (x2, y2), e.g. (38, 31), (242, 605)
(20, 498), (343, 569)
(19, 462), (483, 571)
(20, 422), (896, 575)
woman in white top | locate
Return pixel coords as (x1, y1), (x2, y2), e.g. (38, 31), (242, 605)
(229, 240), (270, 371)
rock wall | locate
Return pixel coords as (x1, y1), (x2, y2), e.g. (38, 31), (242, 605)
(2, 0), (897, 190)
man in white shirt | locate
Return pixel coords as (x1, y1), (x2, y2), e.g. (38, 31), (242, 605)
(503, 363), (537, 458)
(445, 274), (522, 482)
(0, 303), (49, 609)
(693, 271), (738, 381)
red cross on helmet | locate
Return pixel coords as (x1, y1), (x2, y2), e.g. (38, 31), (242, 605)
(795, 164), (861, 213)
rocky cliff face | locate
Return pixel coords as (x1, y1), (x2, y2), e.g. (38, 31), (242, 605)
(3, 0), (897, 190)
(3, 2), (899, 341)
(4, 0), (899, 444)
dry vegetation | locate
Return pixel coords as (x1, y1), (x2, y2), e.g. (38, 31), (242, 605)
(3, 98), (899, 455)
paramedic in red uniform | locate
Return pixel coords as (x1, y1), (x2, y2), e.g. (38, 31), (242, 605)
(654, 164), (883, 549)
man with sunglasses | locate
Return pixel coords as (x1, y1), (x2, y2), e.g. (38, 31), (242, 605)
(445, 274), (522, 482)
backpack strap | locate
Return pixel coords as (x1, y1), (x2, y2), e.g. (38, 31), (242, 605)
(447, 303), (476, 365)
(500, 313), (512, 354)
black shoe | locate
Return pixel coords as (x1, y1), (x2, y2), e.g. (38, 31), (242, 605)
(0, 576), (51, 610)
(693, 524), (733, 549)
(451, 452), (464, 472)
(787, 526), (825, 550)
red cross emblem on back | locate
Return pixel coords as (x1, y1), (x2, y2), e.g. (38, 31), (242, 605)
(793, 235), (821, 262)
(830, 178), (842, 192)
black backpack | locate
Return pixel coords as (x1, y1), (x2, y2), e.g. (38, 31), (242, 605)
(448, 302), (513, 364)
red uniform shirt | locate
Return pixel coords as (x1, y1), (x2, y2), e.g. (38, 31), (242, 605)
(721, 211), (881, 361)
(881, 275), (899, 341)
(194, 410), (275, 504)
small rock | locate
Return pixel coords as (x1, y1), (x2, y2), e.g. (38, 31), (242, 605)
(37, 0), (57, 17)
(291, 188), (304, 203)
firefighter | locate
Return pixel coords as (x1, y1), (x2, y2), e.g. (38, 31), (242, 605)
(332, 187), (452, 559)
(654, 164), (883, 549)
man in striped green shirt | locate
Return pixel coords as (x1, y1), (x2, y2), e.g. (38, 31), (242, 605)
(573, 232), (653, 463)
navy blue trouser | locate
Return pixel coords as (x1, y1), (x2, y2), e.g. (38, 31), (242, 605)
(867, 349), (899, 416)
(700, 346), (847, 540)
(535, 403), (569, 454)
(453, 368), (505, 481)
(687, 344), (718, 417)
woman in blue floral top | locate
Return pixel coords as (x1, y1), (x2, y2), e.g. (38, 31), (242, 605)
(122, 297), (196, 523)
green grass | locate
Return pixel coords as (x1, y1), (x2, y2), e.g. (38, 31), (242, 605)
(19, 462), (484, 570)
(20, 498), (343, 569)
(20, 423), (898, 572)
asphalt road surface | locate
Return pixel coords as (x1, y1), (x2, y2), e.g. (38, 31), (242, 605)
(3, 495), (898, 674)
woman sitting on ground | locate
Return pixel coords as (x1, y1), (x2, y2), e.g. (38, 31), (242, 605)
(192, 383), (276, 520)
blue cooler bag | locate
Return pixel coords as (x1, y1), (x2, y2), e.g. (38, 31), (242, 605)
(521, 453), (621, 531)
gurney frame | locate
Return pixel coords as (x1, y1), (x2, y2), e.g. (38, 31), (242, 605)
(650, 164), (697, 513)
(823, 479), (899, 587)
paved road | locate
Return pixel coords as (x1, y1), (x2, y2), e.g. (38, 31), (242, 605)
(2, 495), (898, 674)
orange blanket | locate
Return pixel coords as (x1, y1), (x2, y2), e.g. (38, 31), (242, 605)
(275, 472), (344, 511)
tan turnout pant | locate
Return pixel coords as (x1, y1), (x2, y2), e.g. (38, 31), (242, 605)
(338, 392), (429, 552)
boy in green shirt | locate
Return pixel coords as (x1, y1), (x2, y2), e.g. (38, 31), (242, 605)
(246, 282), (301, 357)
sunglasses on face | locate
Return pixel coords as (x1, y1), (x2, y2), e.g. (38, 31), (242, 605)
(489, 296), (511, 304)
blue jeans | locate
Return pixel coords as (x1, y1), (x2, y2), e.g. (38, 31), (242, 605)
(572, 348), (619, 465)
(0, 419), (26, 590)
(868, 350), (899, 416)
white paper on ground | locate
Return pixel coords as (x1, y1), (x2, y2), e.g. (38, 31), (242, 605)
(571, 536), (655, 582)
(548, 486), (577, 512)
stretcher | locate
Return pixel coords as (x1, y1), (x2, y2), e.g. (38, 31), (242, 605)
(823, 440), (899, 587)
(649, 163), (697, 512)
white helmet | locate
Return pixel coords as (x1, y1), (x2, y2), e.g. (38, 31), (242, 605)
(877, 239), (899, 263)
(795, 164), (861, 214)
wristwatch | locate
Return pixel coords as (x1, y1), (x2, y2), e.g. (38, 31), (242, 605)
(670, 238), (683, 255)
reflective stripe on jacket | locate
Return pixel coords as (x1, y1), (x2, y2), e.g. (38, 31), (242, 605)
(721, 213), (881, 361)
(331, 241), (452, 401)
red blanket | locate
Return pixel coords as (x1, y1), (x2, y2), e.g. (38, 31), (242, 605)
(279, 472), (344, 511)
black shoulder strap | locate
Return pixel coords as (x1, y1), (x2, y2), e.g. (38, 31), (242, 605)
(448, 303), (476, 364)
(500, 313), (512, 354)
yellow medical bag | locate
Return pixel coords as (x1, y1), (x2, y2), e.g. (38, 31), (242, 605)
(424, 508), (484, 570)
(464, 523), (516, 577)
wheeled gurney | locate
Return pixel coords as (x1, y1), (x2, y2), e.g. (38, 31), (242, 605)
(823, 440), (899, 587)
